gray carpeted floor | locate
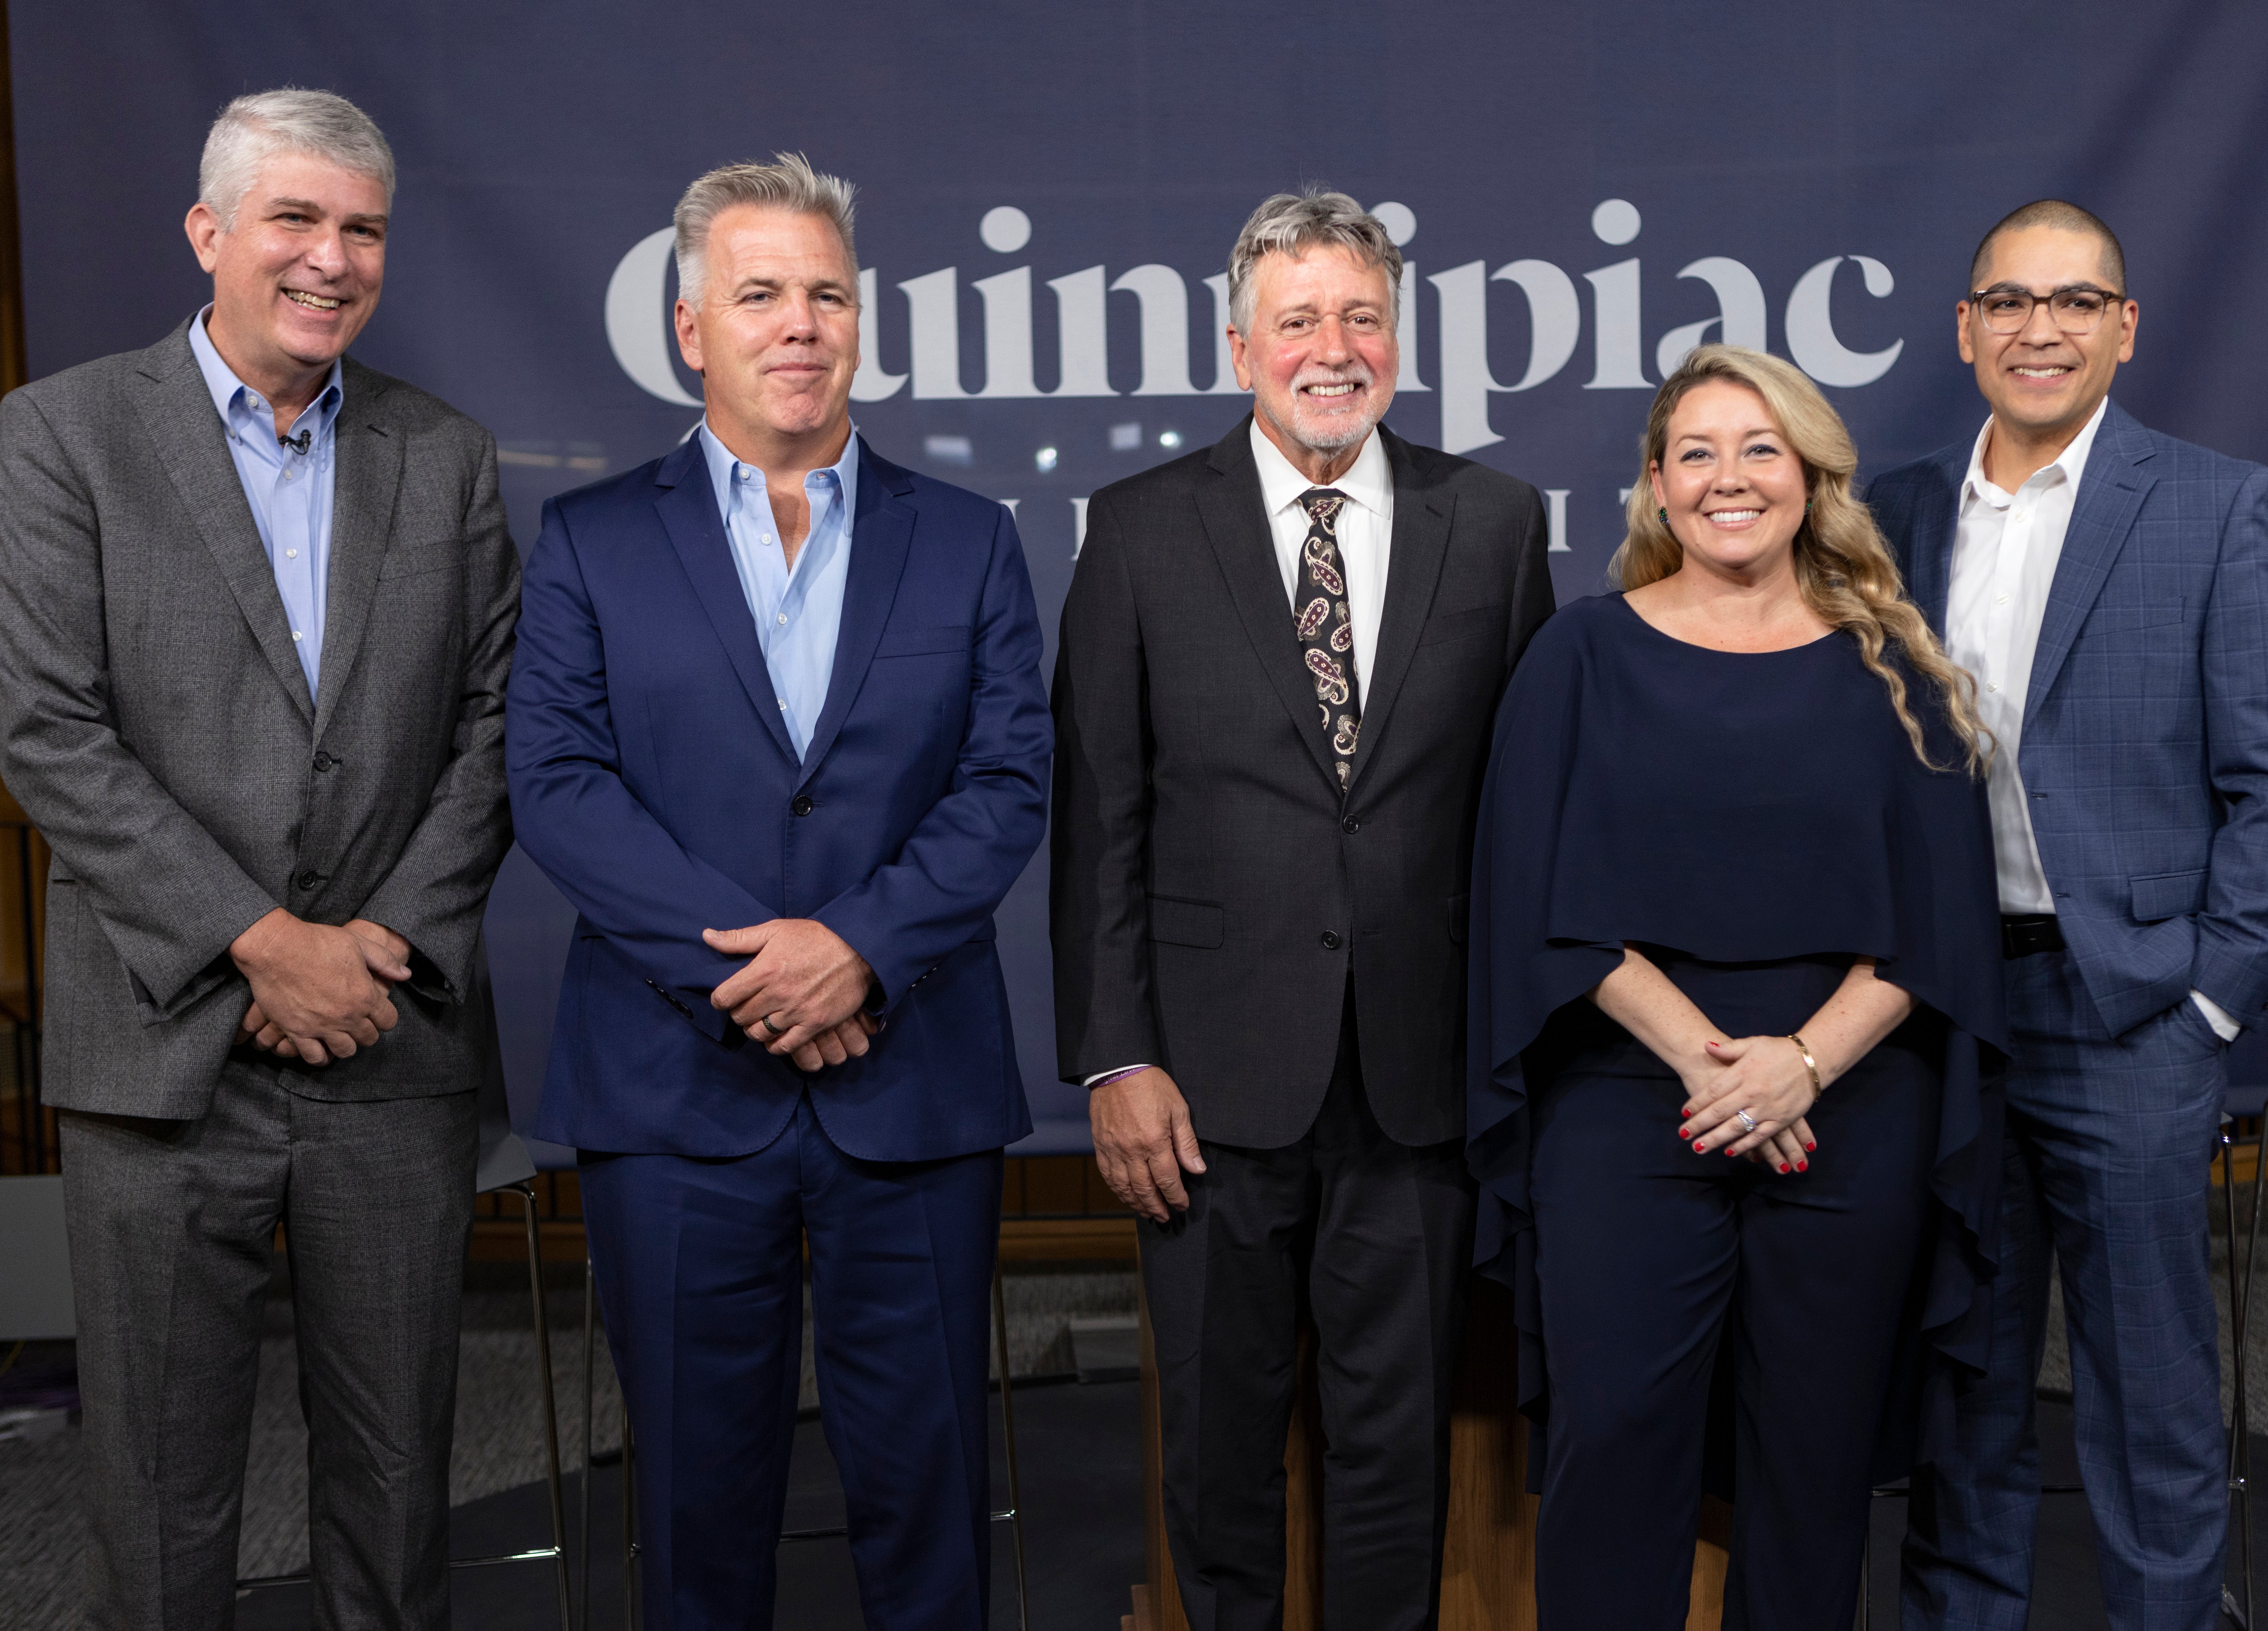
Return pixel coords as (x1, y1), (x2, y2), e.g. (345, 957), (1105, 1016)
(0, 1257), (1135, 1629)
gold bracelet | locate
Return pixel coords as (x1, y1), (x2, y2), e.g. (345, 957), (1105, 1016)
(1787, 1032), (1821, 1096)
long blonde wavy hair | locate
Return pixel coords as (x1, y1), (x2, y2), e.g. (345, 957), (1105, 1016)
(1611, 344), (1988, 775)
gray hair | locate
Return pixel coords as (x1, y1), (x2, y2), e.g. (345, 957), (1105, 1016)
(199, 89), (395, 232)
(674, 153), (859, 308)
(1226, 187), (1403, 333)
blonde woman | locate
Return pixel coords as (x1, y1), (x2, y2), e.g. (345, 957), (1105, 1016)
(1464, 345), (2007, 1629)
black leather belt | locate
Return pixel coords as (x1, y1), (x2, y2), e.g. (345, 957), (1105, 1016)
(2001, 913), (2065, 959)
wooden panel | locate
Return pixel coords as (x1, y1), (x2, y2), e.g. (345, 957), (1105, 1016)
(1015, 1153), (1092, 1215)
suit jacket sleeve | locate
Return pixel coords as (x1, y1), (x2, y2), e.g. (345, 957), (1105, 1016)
(506, 495), (780, 1040)
(1048, 489), (1159, 1080)
(1504, 479), (1558, 665)
(356, 434), (519, 1002)
(0, 386), (279, 1018)
(2192, 464), (2268, 1022)
(810, 502), (1051, 1006)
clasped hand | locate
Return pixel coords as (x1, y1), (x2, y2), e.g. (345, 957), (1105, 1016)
(1680, 1035), (1817, 1173)
(703, 920), (879, 1073)
(232, 911), (407, 1067)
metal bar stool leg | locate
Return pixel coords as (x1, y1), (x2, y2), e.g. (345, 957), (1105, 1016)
(991, 1261), (1029, 1631)
(512, 1184), (576, 1631)
(579, 1252), (596, 1631)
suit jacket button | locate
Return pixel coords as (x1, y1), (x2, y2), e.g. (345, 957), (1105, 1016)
(1341, 815), (1360, 834)
(791, 795), (815, 817)
(312, 751), (336, 772)
(1320, 931), (1342, 950)
(296, 870), (322, 890)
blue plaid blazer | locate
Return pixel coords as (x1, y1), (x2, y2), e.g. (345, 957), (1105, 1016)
(1869, 400), (2268, 1040)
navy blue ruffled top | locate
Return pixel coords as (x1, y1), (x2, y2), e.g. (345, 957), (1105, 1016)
(1466, 593), (2008, 1472)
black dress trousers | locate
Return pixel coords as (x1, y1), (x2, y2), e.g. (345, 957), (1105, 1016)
(1139, 987), (1478, 1631)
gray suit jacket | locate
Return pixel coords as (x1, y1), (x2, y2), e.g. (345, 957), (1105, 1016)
(0, 319), (518, 1118)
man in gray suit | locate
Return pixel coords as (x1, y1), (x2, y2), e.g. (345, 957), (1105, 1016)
(0, 90), (517, 1628)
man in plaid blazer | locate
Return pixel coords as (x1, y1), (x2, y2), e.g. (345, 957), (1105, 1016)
(1873, 200), (2268, 1631)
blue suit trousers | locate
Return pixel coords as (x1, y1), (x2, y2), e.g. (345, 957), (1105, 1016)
(1903, 948), (2229, 1631)
(581, 1093), (1003, 1631)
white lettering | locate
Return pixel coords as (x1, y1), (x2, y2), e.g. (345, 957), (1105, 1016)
(604, 228), (699, 407)
(1429, 259), (1581, 456)
(973, 266), (1039, 397)
(1071, 496), (1091, 557)
(1583, 258), (1650, 389)
(851, 267), (906, 401)
(1201, 274), (1245, 394)
(1655, 257), (1767, 378)
(1048, 266), (1116, 396)
(1545, 489), (1572, 553)
(899, 267), (970, 399)
(1111, 265), (1196, 396)
(1785, 256), (1903, 388)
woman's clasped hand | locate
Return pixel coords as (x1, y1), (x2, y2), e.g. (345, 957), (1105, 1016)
(1679, 1033), (1816, 1171)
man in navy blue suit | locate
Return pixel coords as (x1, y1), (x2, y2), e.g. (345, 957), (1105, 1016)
(1875, 201), (2268, 1631)
(506, 154), (1050, 1630)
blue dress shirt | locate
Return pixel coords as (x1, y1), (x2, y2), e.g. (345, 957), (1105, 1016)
(187, 306), (342, 695)
(699, 423), (858, 760)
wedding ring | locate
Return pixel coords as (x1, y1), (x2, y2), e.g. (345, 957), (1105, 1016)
(758, 1014), (786, 1038)
(1736, 1108), (1758, 1133)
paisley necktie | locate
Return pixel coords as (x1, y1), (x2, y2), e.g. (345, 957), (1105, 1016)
(1294, 488), (1361, 789)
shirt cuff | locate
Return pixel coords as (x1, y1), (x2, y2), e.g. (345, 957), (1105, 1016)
(2192, 989), (2243, 1042)
(1084, 1065), (1153, 1088)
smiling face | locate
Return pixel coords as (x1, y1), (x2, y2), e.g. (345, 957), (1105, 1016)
(1649, 380), (1810, 581)
(1958, 224), (2136, 449)
(186, 149), (388, 395)
(674, 204), (860, 459)
(1229, 244), (1398, 476)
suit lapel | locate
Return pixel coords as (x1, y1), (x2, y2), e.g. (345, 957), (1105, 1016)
(1342, 428), (1451, 798)
(2025, 403), (2156, 730)
(1900, 447), (1966, 635)
(796, 438), (915, 787)
(312, 361), (403, 734)
(130, 325), (314, 721)
(653, 436), (799, 763)
(1195, 422), (1340, 791)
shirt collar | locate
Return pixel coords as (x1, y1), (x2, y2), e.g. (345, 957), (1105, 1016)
(187, 305), (343, 443)
(1961, 394), (2111, 512)
(1248, 418), (1391, 521)
(700, 420), (861, 525)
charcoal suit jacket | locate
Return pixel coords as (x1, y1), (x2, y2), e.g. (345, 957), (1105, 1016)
(1051, 418), (1556, 1148)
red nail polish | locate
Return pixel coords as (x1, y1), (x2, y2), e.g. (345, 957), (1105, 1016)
(1692, 1143), (1706, 1153)
(1796, 1160), (1808, 1172)
(1725, 1147), (1737, 1157)
(1804, 1142), (1817, 1152)
(1779, 1162), (1791, 1173)
(1678, 1127), (1692, 1140)
(1681, 1108), (1691, 1119)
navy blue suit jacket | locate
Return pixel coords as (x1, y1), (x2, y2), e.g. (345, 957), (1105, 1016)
(507, 434), (1050, 1161)
(1870, 401), (2268, 1039)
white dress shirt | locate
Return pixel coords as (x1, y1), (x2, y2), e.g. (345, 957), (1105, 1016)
(1945, 397), (2239, 1039)
(1085, 423), (1397, 1086)
(1249, 419), (1394, 702)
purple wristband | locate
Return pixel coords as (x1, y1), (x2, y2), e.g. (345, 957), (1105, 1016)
(1087, 1066), (1150, 1090)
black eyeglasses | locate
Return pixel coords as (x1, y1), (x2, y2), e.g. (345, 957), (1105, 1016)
(1966, 283), (2127, 335)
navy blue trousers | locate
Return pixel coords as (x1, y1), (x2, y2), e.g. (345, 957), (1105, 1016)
(581, 1094), (1003, 1631)
(1528, 988), (1942, 1631)
(1902, 948), (2228, 1631)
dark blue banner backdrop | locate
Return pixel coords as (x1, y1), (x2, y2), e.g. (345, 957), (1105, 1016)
(14, 4), (2268, 1150)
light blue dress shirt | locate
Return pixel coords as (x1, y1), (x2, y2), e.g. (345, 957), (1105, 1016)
(187, 306), (342, 695)
(699, 424), (858, 760)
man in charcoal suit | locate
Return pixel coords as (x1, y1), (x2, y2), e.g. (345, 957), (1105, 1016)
(1877, 200), (2268, 1631)
(0, 90), (517, 1627)
(1050, 188), (1556, 1629)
